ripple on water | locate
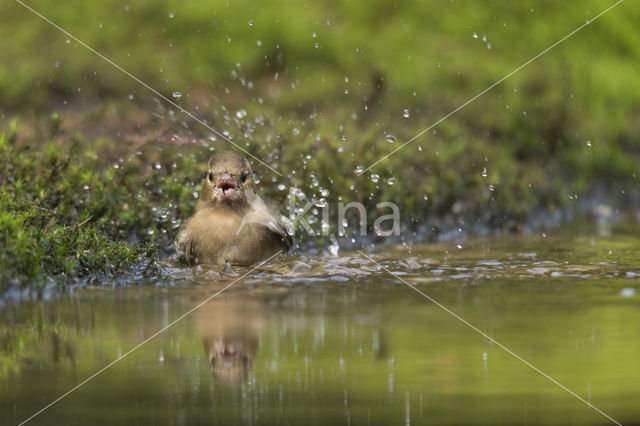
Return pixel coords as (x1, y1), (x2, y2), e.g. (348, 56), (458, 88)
(156, 235), (640, 287)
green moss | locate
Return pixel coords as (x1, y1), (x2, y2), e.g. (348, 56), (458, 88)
(0, 126), (157, 286)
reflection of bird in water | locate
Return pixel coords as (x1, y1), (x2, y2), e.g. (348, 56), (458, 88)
(175, 151), (292, 266)
(197, 295), (268, 387)
(202, 332), (259, 386)
(196, 288), (394, 387)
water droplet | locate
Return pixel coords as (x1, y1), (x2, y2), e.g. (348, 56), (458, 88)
(248, 20), (254, 26)
(387, 177), (396, 185)
(172, 91), (182, 98)
(402, 109), (410, 118)
(354, 166), (364, 174)
(586, 140), (592, 147)
(235, 109), (247, 119)
(370, 174), (380, 183)
(168, 11), (174, 18)
(385, 134), (396, 143)
(620, 288), (635, 297)
(481, 167), (488, 177)
(472, 32), (478, 39)
(312, 32), (317, 38)
(256, 40), (262, 46)
(457, 244), (462, 249)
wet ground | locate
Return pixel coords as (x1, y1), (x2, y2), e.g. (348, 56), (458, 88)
(1, 233), (639, 425)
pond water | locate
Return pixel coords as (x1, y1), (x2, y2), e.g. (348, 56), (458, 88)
(2, 232), (639, 425)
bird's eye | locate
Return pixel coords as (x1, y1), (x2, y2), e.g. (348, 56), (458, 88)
(241, 173), (247, 183)
(208, 173), (214, 182)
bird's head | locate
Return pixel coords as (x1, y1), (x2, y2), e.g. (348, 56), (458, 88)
(200, 151), (254, 206)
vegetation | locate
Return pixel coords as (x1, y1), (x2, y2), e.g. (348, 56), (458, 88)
(0, 120), (158, 284)
(1, 0), (640, 285)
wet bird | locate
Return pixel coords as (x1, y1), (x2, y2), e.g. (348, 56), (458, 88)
(175, 151), (292, 266)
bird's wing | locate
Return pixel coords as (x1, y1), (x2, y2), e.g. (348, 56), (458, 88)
(264, 217), (293, 250)
(262, 200), (293, 250)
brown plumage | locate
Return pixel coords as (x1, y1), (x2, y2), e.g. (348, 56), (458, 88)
(174, 151), (292, 266)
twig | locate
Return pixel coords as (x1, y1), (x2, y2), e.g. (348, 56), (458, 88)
(73, 216), (93, 229)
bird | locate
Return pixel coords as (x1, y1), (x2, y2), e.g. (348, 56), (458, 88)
(174, 151), (292, 266)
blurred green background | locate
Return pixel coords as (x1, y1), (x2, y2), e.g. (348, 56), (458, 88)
(1, 0), (640, 283)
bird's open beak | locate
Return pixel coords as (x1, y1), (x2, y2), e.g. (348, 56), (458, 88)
(218, 174), (237, 197)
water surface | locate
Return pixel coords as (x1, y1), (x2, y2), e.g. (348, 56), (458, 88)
(2, 233), (639, 425)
